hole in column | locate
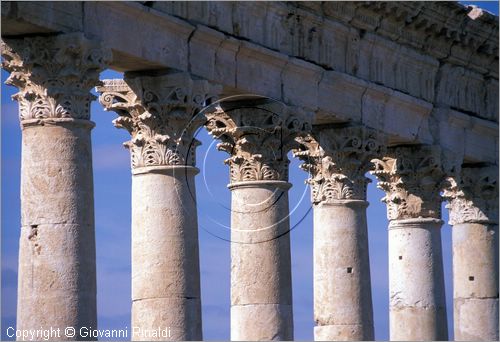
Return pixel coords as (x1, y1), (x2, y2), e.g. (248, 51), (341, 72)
(28, 225), (38, 241)
(347, 267), (353, 273)
(398, 255), (402, 260)
(469, 276), (474, 281)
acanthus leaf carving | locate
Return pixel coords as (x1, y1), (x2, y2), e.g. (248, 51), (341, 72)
(371, 145), (445, 221)
(295, 126), (386, 203)
(205, 103), (312, 183)
(2, 33), (111, 122)
(443, 165), (499, 225)
(97, 74), (220, 169)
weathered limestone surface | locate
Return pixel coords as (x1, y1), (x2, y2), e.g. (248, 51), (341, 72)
(2, 33), (110, 340)
(2, 2), (498, 165)
(444, 166), (499, 341)
(372, 145), (448, 341)
(229, 182), (294, 341)
(312, 202), (371, 341)
(97, 74), (218, 340)
(205, 102), (311, 340)
(1, 2), (498, 341)
(387, 218), (447, 341)
(295, 126), (383, 340)
(151, 2), (498, 104)
(131, 167), (202, 341)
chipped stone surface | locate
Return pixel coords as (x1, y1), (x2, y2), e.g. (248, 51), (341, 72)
(97, 73), (208, 340)
(18, 223), (96, 340)
(454, 298), (499, 341)
(282, 58), (322, 110)
(313, 203), (374, 340)
(2, 3), (499, 341)
(2, 33), (108, 341)
(372, 146), (450, 340)
(3, 1), (498, 123)
(444, 166), (499, 341)
(189, 25), (225, 81)
(132, 169), (202, 341)
(231, 304), (293, 341)
(229, 183), (293, 341)
(235, 42), (288, 100)
(388, 219), (448, 341)
(294, 126), (383, 340)
(316, 71), (366, 124)
(20, 123), (95, 227)
(132, 298), (202, 341)
(204, 101), (310, 340)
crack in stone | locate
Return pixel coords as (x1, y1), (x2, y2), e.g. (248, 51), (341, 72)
(186, 26), (197, 74)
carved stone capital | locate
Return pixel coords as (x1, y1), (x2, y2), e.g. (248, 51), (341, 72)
(2, 33), (111, 123)
(295, 126), (386, 203)
(97, 73), (220, 169)
(371, 145), (445, 221)
(205, 102), (311, 183)
(443, 165), (499, 225)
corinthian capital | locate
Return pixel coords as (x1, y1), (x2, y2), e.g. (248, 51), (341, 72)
(443, 165), (499, 225)
(371, 145), (445, 221)
(205, 101), (311, 183)
(295, 126), (386, 203)
(2, 33), (111, 122)
(96, 73), (220, 169)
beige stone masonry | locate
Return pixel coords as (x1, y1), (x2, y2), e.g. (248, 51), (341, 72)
(2, 33), (110, 340)
(97, 73), (220, 341)
(1, 2), (498, 341)
(2, 2), (497, 165)
(372, 145), (448, 341)
(205, 101), (311, 341)
(444, 165), (499, 341)
(295, 126), (384, 340)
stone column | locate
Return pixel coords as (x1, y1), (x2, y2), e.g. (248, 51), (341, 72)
(295, 126), (382, 340)
(372, 145), (448, 341)
(205, 102), (311, 341)
(443, 165), (499, 341)
(1, 34), (109, 340)
(97, 74), (217, 341)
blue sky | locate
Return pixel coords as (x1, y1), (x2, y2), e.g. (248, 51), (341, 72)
(1, 2), (498, 340)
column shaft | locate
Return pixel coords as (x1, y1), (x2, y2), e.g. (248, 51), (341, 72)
(453, 223), (499, 340)
(97, 74), (214, 341)
(18, 120), (97, 339)
(313, 201), (374, 340)
(230, 182), (293, 341)
(444, 165), (499, 340)
(388, 219), (447, 340)
(131, 167), (202, 340)
(295, 126), (380, 340)
(205, 102), (311, 341)
(2, 33), (110, 341)
(372, 145), (449, 341)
